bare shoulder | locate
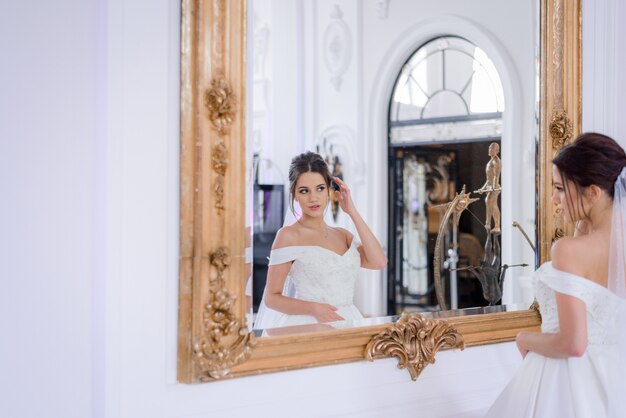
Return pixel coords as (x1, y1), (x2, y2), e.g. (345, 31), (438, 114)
(333, 227), (354, 246)
(551, 236), (588, 274)
(272, 225), (300, 250)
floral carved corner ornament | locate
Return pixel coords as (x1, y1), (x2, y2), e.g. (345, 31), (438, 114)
(365, 314), (465, 380)
(192, 247), (256, 381)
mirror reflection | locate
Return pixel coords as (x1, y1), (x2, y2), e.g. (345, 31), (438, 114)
(247, 0), (538, 334)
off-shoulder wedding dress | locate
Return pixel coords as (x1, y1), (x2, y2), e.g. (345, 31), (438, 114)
(485, 262), (625, 417)
(253, 239), (363, 329)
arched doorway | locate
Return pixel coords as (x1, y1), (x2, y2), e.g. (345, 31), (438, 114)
(387, 36), (505, 313)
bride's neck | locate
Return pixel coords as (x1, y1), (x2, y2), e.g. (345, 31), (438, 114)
(589, 201), (613, 232)
(298, 216), (326, 231)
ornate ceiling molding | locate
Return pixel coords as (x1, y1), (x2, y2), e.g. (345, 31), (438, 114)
(323, 5), (352, 91)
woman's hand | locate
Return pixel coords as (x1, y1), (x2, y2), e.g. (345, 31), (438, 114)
(516, 332), (529, 359)
(332, 176), (356, 216)
(311, 302), (344, 322)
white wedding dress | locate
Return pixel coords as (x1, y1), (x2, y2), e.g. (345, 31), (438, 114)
(486, 261), (625, 417)
(253, 239), (364, 329)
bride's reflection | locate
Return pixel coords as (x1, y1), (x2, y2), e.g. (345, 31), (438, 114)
(253, 152), (387, 330)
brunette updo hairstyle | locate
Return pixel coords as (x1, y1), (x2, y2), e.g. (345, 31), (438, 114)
(288, 151), (333, 213)
(552, 132), (626, 219)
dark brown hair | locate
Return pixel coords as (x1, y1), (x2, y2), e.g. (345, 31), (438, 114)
(552, 132), (626, 220)
(288, 151), (332, 214)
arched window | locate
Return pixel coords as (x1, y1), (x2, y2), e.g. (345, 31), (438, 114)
(389, 36), (504, 144)
(387, 36), (506, 313)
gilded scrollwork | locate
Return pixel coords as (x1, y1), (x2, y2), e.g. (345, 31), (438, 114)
(214, 177), (225, 211)
(209, 246), (230, 282)
(212, 141), (228, 211)
(193, 247), (256, 380)
(365, 314), (465, 380)
(205, 77), (236, 136)
(550, 109), (573, 150)
(193, 298), (256, 380)
(212, 141), (228, 176)
(205, 79), (233, 212)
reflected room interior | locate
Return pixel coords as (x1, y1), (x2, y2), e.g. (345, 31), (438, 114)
(247, 0), (538, 336)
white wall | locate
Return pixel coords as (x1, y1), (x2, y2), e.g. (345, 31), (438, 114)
(2, 0), (624, 417)
(582, 0), (626, 146)
(0, 0), (99, 417)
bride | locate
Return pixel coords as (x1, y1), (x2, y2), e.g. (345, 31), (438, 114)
(486, 133), (626, 417)
(253, 151), (387, 330)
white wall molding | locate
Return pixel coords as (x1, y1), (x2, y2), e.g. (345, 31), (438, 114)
(582, 0), (617, 137)
(582, 0), (626, 146)
(323, 4), (353, 91)
(376, 0), (391, 19)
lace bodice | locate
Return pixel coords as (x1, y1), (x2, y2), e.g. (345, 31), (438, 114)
(534, 262), (623, 345)
(268, 240), (361, 306)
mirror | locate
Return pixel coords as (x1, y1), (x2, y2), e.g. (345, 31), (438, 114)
(177, 0), (581, 382)
(247, 0), (537, 332)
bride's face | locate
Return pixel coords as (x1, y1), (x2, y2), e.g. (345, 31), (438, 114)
(294, 171), (329, 218)
(552, 165), (590, 223)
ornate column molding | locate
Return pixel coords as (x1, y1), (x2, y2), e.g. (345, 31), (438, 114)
(539, 0), (581, 262)
(178, 0), (254, 383)
(365, 314), (465, 380)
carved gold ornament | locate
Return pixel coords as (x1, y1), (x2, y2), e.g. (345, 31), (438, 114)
(193, 295), (256, 380)
(365, 314), (465, 380)
(193, 247), (256, 380)
(214, 177), (225, 211)
(211, 130), (229, 212)
(212, 142), (228, 176)
(549, 109), (573, 150)
(205, 77), (236, 135)
(550, 109), (569, 242)
(209, 246), (230, 282)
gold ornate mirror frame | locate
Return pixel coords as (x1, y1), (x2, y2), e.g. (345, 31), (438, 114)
(177, 0), (581, 383)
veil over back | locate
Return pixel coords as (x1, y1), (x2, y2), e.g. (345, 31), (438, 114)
(607, 167), (626, 417)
